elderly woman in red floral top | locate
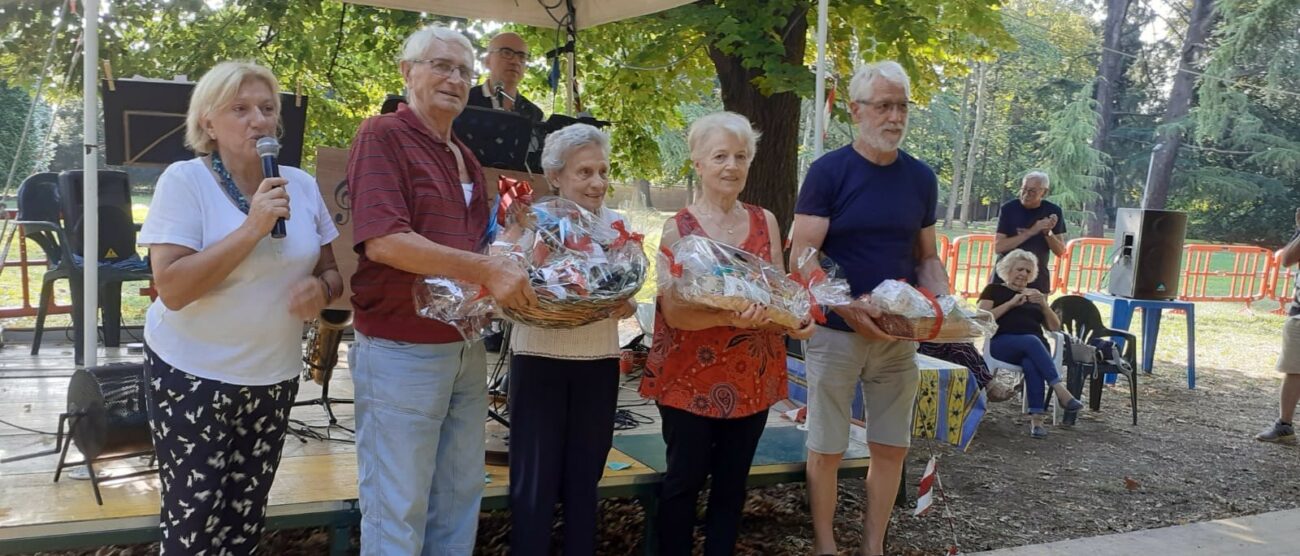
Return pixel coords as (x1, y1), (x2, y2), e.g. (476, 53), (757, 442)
(640, 111), (815, 556)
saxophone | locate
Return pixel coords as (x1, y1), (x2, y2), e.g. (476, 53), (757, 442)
(303, 308), (352, 385)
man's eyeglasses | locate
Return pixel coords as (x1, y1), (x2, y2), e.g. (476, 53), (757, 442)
(411, 59), (476, 82)
(854, 100), (914, 115)
(491, 47), (529, 62)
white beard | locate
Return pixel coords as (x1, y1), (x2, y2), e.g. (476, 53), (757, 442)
(861, 124), (907, 152)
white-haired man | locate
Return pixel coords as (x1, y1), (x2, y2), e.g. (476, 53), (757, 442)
(345, 25), (536, 555)
(993, 170), (1067, 293)
(791, 60), (949, 556)
(467, 32), (545, 123)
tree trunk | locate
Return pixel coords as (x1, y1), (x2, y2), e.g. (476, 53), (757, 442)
(1086, 0), (1133, 236)
(1142, 0), (1217, 210)
(944, 71), (974, 229)
(635, 178), (655, 209)
(959, 63), (988, 225)
(707, 7), (807, 236)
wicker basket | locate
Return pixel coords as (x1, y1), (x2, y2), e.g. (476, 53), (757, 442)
(502, 293), (634, 329)
(874, 312), (992, 342)
(681, 293), (805, 330)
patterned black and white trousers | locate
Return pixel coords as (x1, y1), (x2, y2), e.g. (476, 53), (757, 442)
(143, 345), (299, 556)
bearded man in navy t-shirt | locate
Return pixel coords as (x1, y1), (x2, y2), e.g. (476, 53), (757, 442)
(790, 60), (951, 556)
(992, 170), (1067, 292)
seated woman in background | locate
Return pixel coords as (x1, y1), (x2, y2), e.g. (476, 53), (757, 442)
(978, 249), (1084, 438)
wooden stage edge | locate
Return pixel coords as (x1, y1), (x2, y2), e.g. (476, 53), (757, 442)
(0, 442), (869, 555)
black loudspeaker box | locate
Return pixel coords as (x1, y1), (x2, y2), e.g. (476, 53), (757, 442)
(1106, 208), (1188, 300)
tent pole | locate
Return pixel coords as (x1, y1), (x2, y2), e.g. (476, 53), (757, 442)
(813, 0), (828, 158)
(82, 0), (100, 368)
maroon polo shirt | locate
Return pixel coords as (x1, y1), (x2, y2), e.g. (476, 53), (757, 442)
(347, 104), (489, 344)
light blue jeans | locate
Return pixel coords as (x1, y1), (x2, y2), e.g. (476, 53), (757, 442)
(350, 331), (487, 556)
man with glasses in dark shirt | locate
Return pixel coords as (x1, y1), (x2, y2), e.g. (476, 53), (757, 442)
(993, 170), (1067, 293)
(468, 32), (545, 123)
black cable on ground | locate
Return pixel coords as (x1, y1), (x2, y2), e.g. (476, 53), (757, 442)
(0, 417), (57, 436)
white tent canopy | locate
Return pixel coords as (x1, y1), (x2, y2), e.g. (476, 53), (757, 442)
(344, 0), (695, 30)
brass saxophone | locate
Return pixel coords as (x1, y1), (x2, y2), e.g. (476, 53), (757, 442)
(303, 308), (352, 385)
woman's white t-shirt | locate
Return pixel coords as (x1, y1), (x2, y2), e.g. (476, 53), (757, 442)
(138, 157), (339, 385)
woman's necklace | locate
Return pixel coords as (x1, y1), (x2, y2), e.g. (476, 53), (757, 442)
(696, 202), (743, 236)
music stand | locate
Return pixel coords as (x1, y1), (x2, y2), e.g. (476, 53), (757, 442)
(453, 105), (533, 172)
(102, 78), (308, 167)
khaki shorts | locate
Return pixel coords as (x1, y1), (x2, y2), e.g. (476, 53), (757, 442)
(805, 326), (919, 453)
(1278, 317), (1300, 374)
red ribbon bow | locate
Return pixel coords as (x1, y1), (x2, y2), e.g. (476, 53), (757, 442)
(659, 246), (683, 277)
(497, 176), (534, 223)
(609, 220), (645, 250)
(792, 268), (829, 324)
(914, 285), (945, 341)
(564, 233), (593, 253)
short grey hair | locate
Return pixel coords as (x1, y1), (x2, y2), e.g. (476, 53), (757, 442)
(399, 25), (474, 64)
(687, 111), (760, 161)
(1023, 170), (1051, 189)
(995, 249), (1040, 283)
(849, 60), (911, 102)
(541, 123), (611, 174)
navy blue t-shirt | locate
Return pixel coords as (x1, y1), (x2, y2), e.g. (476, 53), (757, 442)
(994, 199), (1066, 292)
(796, 145), (938, 332)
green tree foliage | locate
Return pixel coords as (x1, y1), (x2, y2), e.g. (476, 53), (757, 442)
(1, 0), (456, 173)
(520, 0), (1014, 232)
(0, 81), (53, 192)
(1036, 86), (1106, 228)
(1184, 0), (1300, 246)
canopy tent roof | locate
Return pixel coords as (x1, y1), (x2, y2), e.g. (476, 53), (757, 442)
(343, 0), (695, 30)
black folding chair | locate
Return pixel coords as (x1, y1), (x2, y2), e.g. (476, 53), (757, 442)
(58, 170), (153, 350)
(1051, 295), (1139, 425)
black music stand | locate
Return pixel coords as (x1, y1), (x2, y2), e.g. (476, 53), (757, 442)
(453, 105), (533, 172)
(102, 78), (308, 167)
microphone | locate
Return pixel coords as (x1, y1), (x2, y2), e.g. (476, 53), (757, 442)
(494, 81), (513, 105)
(256, 136), (286, 238)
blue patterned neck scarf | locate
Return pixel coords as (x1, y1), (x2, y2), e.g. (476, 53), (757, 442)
(211, 151), (250, 214)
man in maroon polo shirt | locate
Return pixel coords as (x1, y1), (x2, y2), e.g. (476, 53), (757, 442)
(345, 25), (536, 556)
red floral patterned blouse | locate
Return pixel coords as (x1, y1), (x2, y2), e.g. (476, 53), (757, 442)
(639, 204), (788, 419)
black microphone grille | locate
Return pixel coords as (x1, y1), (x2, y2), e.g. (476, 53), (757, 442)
(255, 136), (281, 157)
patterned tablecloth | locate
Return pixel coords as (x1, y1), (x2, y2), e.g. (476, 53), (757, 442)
(910, 353), (987, 451)
(787, 352), (988, 452)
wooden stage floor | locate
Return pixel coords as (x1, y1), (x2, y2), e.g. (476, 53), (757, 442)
(0, 337), (869, 554)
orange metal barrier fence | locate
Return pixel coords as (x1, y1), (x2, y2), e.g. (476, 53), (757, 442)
(1179, 244), (1274, 307)
(2, 210), (72, 318)
(1054, 238), (1112, 295)
(947, 234), (997, 298)
(1270, 248), (1295, 314)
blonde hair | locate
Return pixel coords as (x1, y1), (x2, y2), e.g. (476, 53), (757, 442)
(184, 61), (281, 155)
(995, 249), (1040, 283)
(687, 111), (760, 162)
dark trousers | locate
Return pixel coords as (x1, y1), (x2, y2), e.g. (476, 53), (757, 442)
(508, 355), (620, 556)
(656, 404), (768, 556)
(143, 346), (298, 556)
